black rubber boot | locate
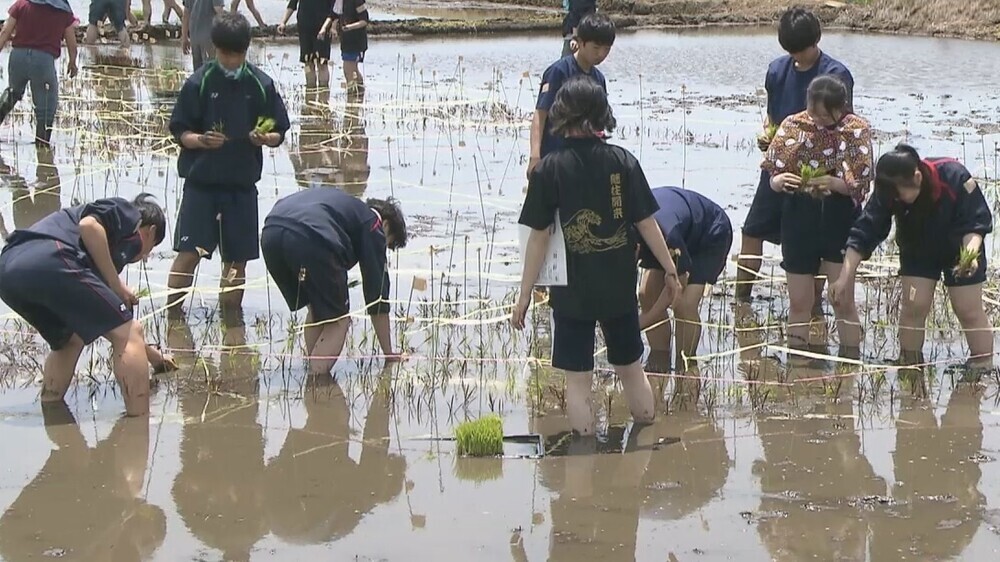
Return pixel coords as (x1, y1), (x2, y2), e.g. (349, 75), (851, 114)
(0, 88), (17, 126)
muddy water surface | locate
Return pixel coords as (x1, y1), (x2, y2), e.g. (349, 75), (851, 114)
(0, 30), (999, 560)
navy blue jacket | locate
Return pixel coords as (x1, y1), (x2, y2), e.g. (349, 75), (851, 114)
(169, 61), (291, 190)
(848, 159), (993, 266)
(765, 52), (854, 124)
(536, 56), (607, 158)
(639, 186), (731, 272)
(3, 198), (143, 273)
(264, 188), (390, 315)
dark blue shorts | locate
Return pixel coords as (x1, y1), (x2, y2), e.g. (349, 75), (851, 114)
(552, 309), (644, 372)
(901, 253), (989, 288)
(261, 226), (349, 322)
(742, 170), (782, 244)
(0, 239), (133, 349)
(174, 184), (260, 263)
(342, 51), (365, 63)
(298, 26), (332, 63)
(780, 193), (858, 275)
(640, 220), (734, 286)
(88, 0), (127, 30)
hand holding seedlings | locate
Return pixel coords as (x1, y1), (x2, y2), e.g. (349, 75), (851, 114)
(250, 117), (277, 146)
(797, 164), (832, 198)
(199, 131), (226, 149)
(770, 172), (802, 193)
(757, 123), (778, 152)
(115, 282), (139, 307)
(953, 246), (980, 278)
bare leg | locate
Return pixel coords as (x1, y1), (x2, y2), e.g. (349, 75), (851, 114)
(564, 371), (595, 435)
(304, 62), (317, 89)
(821, 261), (861, 349)
(105, 320), (151, 417)
(614, 360), (655, 424)
(735, 233), (763, 300)
(674, 282), (704, 370)
(41, 334), (86, 403)
(85, 25), (99, 44)
(317, 61), (330, 88)
(638, 269), (670, 354)
(948, 283), (993, 365)
(786, 272), (816, 349)
(812, 277), (825, 318)
(166, 251), (200, 316)
(344, 60), (363, 89)
(304, 307), (322, 354)
(220, 260), (247, 312)
(308, 318), (350, 375)
(141, 0), (152, 25)
(898, 276), (936, 356)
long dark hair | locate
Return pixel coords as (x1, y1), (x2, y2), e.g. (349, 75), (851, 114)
(549, 75), (616, 138)
(874, 143), (934, 248)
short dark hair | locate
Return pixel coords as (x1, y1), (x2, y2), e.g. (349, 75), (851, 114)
(778, 7), (822, 54)
(133, 193), (167, 245)
(211, 13), (252, 53)
(549, 75), (616, 138)
(576, 13), (615, 46)
(368, 197), (408, 250)
(806, 75), (848, 115)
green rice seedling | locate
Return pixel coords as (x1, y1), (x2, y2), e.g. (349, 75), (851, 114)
(254, 116), (276, 135)
(211, 121), (226, 134)
(757, 123), (779, 148)
(953, 246), (980, 278)
(454, 414), (503, 457)
(798, 164), (827, 197)
(135, 287), (151, 299)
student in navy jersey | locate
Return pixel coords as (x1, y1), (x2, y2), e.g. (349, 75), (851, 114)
(526, 13), (614, 179)
(0, 194), (176, 416)
(736, 7), (854, 306)
(261, 189), (407, 375)
(166, 13), (290, 317)
(513, 76), (682, 436)
(637, 186), (733, 370)
(830, 145), (993, 364)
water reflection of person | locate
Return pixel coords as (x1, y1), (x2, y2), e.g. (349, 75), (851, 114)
(868, 377), (985, 560)
(0, 404), (166, 561)
(265, 371), (405, 544)
(641, 410), (730, 524)
(752, 356), (885, 561)
(535, 410), (655, 561)
(334, 87), (370, 196)
(291, 86), (338, 189)
(170, 309), (267, 562)
(0, 145), (61, 240)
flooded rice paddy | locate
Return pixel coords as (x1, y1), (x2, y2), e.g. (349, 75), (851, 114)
(1, 28), (1000, 560)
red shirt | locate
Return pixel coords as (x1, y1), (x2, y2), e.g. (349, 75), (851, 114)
(8, 0), (77, 59)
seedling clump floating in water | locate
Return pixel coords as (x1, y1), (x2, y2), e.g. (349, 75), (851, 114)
(254, 116), (276, 135)
(455, 414), (503, 457)
(953, 246), (980, 277)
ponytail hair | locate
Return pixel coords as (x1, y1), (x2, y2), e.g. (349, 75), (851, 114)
(806, 75), (849, 116)
(133, 193), (167, 245)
